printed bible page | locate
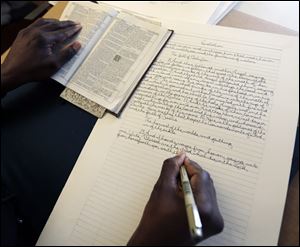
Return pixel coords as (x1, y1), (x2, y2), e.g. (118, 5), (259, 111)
(52, 1), (118, 85)
(37, 22), (298, 246)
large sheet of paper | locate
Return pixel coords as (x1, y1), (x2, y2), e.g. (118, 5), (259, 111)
(37, 23), (298, 245)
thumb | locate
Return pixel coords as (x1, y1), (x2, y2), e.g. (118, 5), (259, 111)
(158, 152), (186, 188)
(57, 41), (81, 66)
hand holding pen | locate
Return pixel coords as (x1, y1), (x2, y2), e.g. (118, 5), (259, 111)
(128, 151), (224, 246)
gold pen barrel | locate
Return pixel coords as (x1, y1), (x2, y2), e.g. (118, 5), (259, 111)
(186, 204), (203, 240)
(180, 166), (203, 241)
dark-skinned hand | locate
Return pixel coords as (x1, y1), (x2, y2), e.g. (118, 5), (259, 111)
(128, 152), (224, 246)
(1, 18), (82, 94)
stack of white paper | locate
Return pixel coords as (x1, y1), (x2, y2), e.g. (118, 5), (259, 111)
(208, 1), (239, 24)
(99, 1), (238, 25)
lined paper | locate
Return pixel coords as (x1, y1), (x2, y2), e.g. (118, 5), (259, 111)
(37, 23), (298, 246)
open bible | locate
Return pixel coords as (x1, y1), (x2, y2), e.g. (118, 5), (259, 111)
(52, 1), (173, 115)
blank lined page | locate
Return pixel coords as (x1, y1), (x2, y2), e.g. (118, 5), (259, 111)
(37, 23), (298, 246)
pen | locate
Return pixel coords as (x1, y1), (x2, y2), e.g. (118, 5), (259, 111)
(180, 165), (203, 242)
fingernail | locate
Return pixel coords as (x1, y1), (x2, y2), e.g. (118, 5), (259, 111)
(177, 148), (185, 156)
(75, 24), (82, 29)
(73, 42), (81, 51)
